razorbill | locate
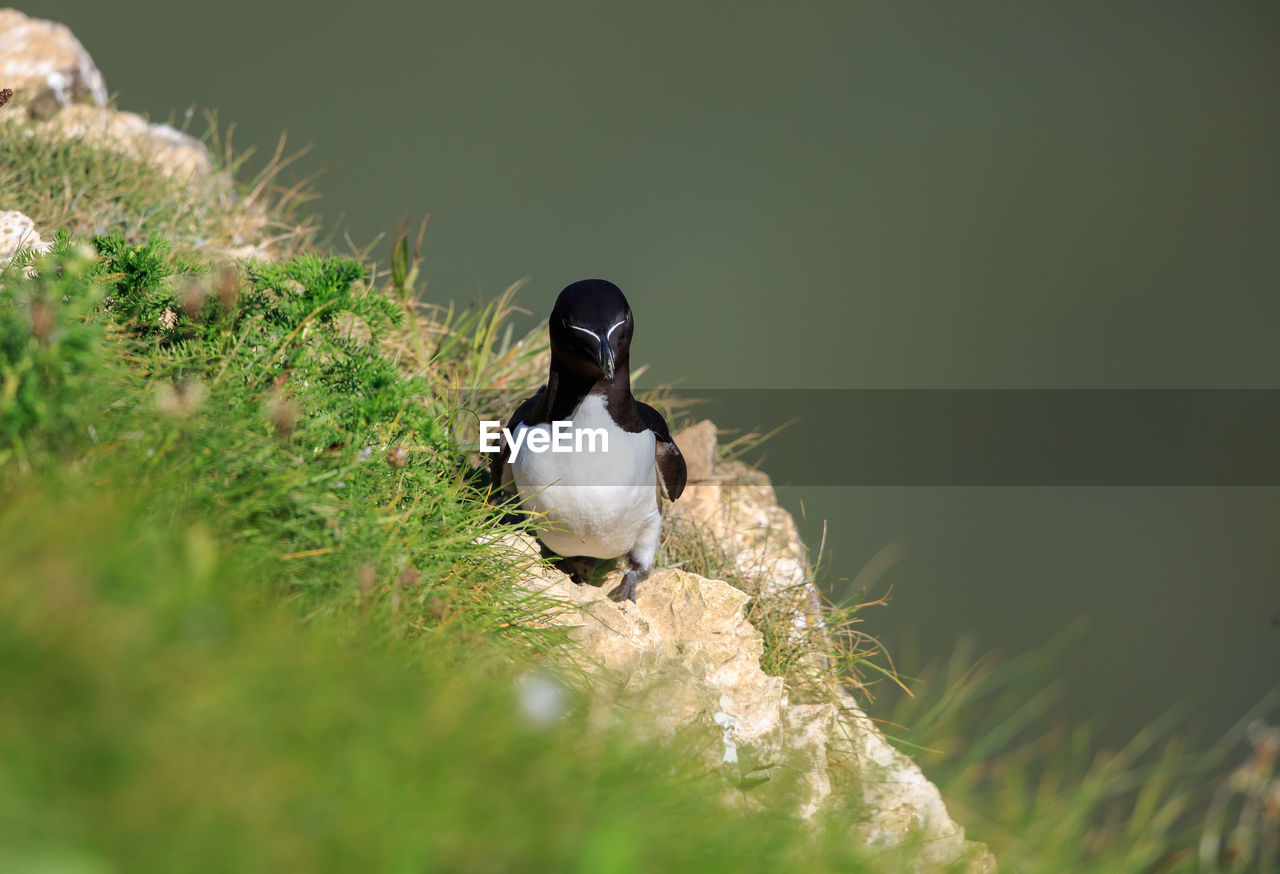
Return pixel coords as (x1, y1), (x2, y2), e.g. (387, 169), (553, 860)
(490, 279), (686, 601)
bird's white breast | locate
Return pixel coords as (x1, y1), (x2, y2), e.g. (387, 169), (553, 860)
(510, 394), (659, 559)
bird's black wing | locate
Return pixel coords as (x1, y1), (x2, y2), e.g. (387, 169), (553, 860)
(488, 391), (543, 502)
(636, 401), (687, 501)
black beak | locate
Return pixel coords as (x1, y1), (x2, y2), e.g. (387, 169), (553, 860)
(598, 339), (615, 381)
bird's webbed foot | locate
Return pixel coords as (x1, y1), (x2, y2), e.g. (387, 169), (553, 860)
(608, 557), (649, 602)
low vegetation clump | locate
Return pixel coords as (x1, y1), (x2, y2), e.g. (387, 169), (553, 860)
(0, 112), (318, 260)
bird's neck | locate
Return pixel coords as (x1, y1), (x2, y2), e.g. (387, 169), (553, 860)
(543, 357), (633, 420)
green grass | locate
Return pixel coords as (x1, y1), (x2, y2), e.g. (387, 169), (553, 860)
(3, 231), (549, 640)
(0, 110), (317, 261)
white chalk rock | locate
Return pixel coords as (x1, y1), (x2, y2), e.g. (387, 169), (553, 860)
(0, 9), (108, 113)
(37, 105), (213, 180)
(497, 516), (995, 871)
(0, 210), (52, 273)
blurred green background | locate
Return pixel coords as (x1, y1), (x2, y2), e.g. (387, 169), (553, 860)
(25, 1), (1278, 747)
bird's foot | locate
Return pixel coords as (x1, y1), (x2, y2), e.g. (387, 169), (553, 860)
(608, 561), (648, 603)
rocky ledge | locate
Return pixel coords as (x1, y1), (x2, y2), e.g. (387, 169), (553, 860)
(495, 422), (995, 872)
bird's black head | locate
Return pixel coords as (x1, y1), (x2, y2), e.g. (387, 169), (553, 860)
(548, 279), (634, 384)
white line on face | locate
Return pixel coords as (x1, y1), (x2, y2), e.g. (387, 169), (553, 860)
(569, 324), (601, 342)
(607, 319), (626, 339)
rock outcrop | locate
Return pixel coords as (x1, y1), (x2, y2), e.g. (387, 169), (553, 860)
(494, 422), (996, 872)
(0, 9), (213, 181)
(33, 104), (213, 180)
(0, 209), (51, 273)
(0, 8), (107, 115)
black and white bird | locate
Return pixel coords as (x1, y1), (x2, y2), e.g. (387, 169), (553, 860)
(490, 279), (686, 601)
